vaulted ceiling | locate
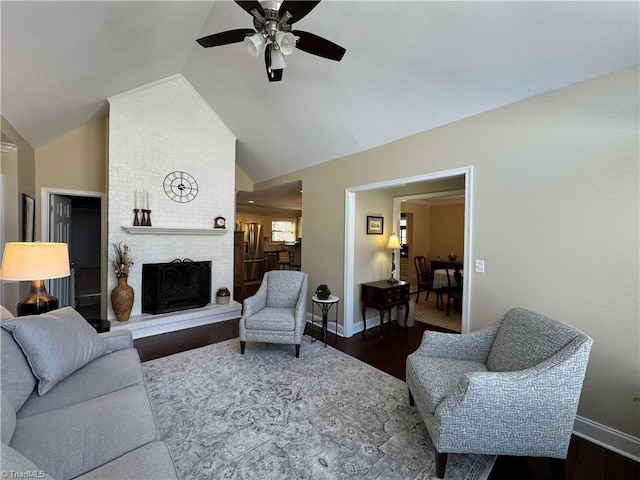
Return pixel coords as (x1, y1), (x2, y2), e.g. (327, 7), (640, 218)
(2, 1), (638, 184)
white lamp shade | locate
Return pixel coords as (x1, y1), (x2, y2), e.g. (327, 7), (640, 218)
(386, 233), (401, 250)
(0, 242), (70, 281)
(271, 48), (287, 70)
(244, 33), (266, 58)
(275, 31), (298, 55)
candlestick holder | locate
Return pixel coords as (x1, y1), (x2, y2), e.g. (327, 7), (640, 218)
(133, 209), (140, 226)
(141, 209), (152, 227)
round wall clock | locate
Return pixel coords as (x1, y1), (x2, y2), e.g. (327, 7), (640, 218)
(163, 171), (198, 203)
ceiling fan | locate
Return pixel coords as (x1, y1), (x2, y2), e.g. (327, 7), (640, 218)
(196, 1), (346, 82)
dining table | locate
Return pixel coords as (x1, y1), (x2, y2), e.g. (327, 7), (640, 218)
(432, 269), (464, 289)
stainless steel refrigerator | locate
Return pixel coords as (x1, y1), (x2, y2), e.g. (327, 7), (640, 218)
(243, 223), (265, 282)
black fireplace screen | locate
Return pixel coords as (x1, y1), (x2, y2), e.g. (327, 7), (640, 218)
(142, 259), (211, 314)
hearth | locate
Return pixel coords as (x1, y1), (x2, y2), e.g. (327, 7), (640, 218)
(142, 259), (211, 314)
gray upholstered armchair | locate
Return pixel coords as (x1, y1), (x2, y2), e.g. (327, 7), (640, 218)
(406, 307), (593, 478)
(239, 270), (308, 358)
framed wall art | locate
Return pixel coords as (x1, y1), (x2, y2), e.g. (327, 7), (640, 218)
(22, 194), (35, 241)
(366, 215), (384, 235)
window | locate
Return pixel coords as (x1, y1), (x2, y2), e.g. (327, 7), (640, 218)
(399, 216), (407, 245)
(400, 214), (409, 257)
(272, 220), (297, 243)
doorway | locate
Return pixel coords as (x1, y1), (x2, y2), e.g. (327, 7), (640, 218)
(41, 188), (107, 319)
(343, 167), (472, 337)
(398, 191), (465, 332)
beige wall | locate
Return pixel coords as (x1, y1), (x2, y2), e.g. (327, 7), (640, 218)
(256, 67), (640, 436)
(428, 203), (464, 261)
(403, 202), (430, 259)
(35, 116), (107, 194)
(400, 200), (465, 286)
(1, 116), (36, 234)
(1, 116), (106, 240)
(1, 116), (37, 308)
(1, 149), (20, 313)
(235, 164), (253, 193)
(34, 117), (107, 239)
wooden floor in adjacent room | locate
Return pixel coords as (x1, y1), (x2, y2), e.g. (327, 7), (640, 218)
(134, 319), (639, 480)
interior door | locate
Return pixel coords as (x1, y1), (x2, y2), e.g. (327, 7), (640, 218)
(49, 194), (72, 307)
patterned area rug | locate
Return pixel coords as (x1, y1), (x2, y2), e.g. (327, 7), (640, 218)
(143, 337), (495, 480)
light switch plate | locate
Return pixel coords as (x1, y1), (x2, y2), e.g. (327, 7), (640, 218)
(475, 260), (485, 273)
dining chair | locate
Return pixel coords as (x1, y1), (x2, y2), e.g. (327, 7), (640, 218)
(413, 256), (440, 307)
(443, 269), (462, 317)
(277, 251), (291, 270)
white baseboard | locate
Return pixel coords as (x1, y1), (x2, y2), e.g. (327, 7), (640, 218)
(573, 415), (640, 462)
(306, 313), (369, 337)
(306, 312), (345, 337)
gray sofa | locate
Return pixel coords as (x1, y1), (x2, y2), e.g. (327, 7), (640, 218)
(0, 306), (178, 480)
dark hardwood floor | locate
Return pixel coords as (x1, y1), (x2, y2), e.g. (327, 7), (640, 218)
(133, 319), (639, 480)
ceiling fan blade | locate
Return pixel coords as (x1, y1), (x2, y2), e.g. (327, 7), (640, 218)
(196, 29), (255, 48)
(292, 30), (346, 61)
(279, 1), (321, 24)
(234, 1), (265, 17)
(264, 44), (283, 82)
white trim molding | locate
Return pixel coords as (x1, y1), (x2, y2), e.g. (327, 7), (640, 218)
(343, 166), (473, 338)
(573, 415), (640, 462)
(122, 226), (228, 235)
(1, 142), (17, 153)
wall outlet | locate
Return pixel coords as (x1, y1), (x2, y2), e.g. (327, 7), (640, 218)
(475, 260), (485, 273)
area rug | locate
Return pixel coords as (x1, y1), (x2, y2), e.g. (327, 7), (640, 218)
(143, 337), (495, 480)
(414, 294), (462, 332)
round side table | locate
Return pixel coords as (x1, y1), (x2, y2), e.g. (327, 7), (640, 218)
(311, 295), (339, 347)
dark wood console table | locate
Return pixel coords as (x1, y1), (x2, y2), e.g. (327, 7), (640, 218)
(361, 280), (410, 339)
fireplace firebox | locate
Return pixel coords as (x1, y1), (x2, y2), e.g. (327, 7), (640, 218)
(142, 259), (211, 314)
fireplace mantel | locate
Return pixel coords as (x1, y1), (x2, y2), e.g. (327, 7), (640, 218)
(122, 226), (228, 236)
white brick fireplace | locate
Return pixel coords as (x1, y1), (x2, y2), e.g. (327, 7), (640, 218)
(107, 75), (239, 336)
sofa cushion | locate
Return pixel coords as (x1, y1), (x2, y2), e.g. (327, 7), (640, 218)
(11, 385), (158, 480)
(1, 307), (110, 395)
(407, 356), (487, 413)
(266, 271), (305, 308)
(1, 392), (16, 444)
(486, 307), (582, 372)
(18, 348), (144, 418)
(0, 327), (37, 411)
(99, 329), (133, 352)
(76, 441), (178, 480)
(1, 443), (55, 480)
(244, 307), (296, 331)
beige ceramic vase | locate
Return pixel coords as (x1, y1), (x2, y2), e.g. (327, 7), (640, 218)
(111, 276), (134, 322)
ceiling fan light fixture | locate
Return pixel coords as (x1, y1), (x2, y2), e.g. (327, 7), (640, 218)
(275, 31), (298, 55)
(197, 1), (346, 82)
(271, 47), (287, 69)
(244, 32), (266, 58)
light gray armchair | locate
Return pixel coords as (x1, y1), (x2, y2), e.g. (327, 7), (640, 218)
(406, 307), (593, 478)
(239, 270), (308, 358)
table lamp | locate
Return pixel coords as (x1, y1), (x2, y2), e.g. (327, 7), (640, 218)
(386, 233), (401, 283)
(0, 242), (70, 316)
